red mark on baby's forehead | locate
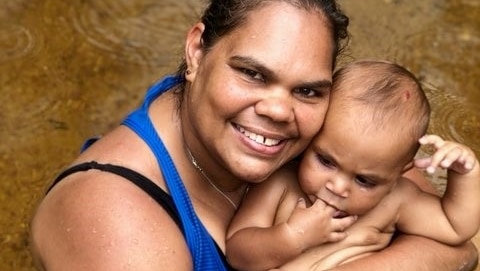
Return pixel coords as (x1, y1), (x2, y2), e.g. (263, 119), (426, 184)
(404, 90), (411, 100)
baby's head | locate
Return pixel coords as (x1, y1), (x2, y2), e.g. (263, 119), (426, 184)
(329, 60), (430, 162)
(299, 60), (431, 216)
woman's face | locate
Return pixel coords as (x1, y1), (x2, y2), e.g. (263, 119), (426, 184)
(184, 2), (334, 183)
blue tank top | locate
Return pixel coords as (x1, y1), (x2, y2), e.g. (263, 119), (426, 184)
(122, 75), (229, 271)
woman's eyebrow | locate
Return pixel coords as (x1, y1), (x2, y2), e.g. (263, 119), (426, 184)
(230, 55), (274, 78)
(230, 55), (332, 88)
(300, 80), (332, 90)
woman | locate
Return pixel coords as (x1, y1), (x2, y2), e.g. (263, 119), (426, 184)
(30, 0), (477, 270)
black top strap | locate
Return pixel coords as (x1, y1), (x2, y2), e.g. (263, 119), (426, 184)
(46, 160), (235, 269)
(47, 161), (181, 228)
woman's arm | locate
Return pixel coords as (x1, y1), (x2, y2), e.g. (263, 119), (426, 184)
(30, 171), (193, 271)
(277, 225), (393, 271)
(329, 234), (478, 271)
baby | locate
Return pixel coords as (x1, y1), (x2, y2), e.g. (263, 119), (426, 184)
(226, 60), (480, 271)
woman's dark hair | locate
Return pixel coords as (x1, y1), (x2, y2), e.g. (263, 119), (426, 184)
(174, 0), (349, 97)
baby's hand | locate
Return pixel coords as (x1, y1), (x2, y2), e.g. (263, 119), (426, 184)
(415, 134), (478, 175)
(286, 198), (357, 249)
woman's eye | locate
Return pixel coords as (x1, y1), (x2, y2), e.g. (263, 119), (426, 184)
(295, 88), (316, 97)
(356, 176), (376, 188)
(294, 87), (325, 98)
(241, 68), (264, 82)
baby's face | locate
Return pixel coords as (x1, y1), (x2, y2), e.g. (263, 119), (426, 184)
(298, 111), (409, 216)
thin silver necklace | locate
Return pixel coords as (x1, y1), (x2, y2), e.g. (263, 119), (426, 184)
(185, 146), (238, 210)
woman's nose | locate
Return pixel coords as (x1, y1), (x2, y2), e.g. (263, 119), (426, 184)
(325, 176), (350, 198)
(254, 88), (294, 122)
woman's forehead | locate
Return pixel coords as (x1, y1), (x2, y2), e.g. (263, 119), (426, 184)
(214, 2), (334, 79)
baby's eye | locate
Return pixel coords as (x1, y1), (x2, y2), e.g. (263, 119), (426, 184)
(316, 154), (335, 169)
(355, 176), (376, 188)
(241, 68), (264, 82)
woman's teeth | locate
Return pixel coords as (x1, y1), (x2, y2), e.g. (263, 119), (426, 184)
(238, 126), (280, 146)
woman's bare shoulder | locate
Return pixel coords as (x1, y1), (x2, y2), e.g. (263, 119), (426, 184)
(30, 169), (191, 270)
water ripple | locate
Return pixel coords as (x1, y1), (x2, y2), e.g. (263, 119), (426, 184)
(398, 23), (480, 97)
(394, 17), (480, 156)
(0, 86), (63, 141)
(426, 84), (480, 156)
(66, 0), (199, 66)
(0, 24), (35, 63)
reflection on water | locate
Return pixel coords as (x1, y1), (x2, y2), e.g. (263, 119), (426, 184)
(62, 0), (198, 65)
(342, 0), (480, 157)
(398, 1), (480, 148)
(428, 86), (479, 147)
(0, 25), (35, 62)
(0, 0), (479, 270)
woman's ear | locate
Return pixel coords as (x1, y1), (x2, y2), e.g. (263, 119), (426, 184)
(185, 22), (205, 81)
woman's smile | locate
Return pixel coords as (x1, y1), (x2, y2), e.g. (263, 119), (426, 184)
(237, 125), (281, 146)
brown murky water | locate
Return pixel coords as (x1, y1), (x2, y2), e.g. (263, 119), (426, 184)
(1, 0), (479, 270)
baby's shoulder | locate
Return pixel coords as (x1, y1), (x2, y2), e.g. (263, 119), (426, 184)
(256, 161), (302, 196)
(269, 161), (300, 187)
(388, 177), (423, 202)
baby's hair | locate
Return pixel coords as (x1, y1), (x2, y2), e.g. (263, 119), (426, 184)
(332, 60), (431, 160)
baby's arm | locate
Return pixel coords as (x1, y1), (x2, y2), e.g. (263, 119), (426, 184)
(226, 164), (356, 271)
(277, 221), (393, 271)
(398, 134), (480, 244)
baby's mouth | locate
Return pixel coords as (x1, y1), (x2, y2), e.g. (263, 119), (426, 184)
(321, 199), (348, 218)
(333, 210), (349, 219)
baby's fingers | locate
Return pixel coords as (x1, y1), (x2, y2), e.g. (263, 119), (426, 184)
(437, 146), (464, 169)
(442, 147), (477, 174)
(326, 216), (357, 242)
(419, 135), (458, 173)
(327, 231), (348, 243)
(463, 155), (477, 171)
(424, 143), (460, 174)
(419, 135), (477, 174)
(331, 215), (357, 233)
(296, 197), (307, 209)
(419, 134), (446, 149)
